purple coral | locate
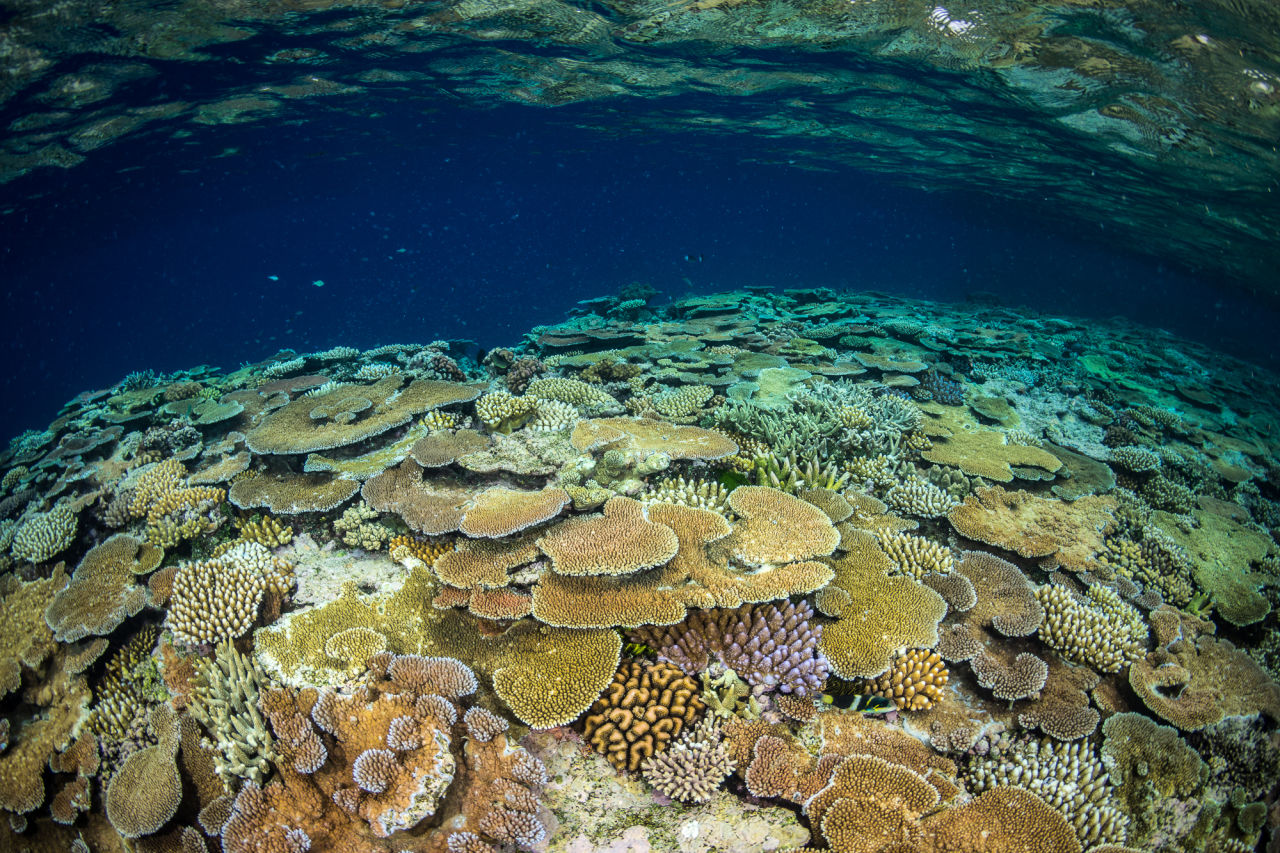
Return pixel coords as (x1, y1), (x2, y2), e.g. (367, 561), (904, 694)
(629, 600), (828, 696)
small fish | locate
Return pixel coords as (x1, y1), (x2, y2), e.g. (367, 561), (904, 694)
(821, 689), (896, 714)
(683, 253), (703, 263)
(312, 280), (325, 287)
(267, 275), (279, 281)
(622, 641), (656, 659)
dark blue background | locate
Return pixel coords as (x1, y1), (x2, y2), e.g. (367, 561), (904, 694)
(2, 103), (1274, 437)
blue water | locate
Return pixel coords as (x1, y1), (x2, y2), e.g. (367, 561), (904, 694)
(3, 101), (1275, 437)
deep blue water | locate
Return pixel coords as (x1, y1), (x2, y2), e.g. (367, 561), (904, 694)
(2, 101), (1276, 437)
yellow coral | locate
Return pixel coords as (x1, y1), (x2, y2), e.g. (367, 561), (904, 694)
(537, 496), (678, 577)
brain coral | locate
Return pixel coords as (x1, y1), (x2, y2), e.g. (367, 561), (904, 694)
(43, 533), (158, 643)
(245, 376), (482, 454)
(582, 659), (704, 771)
(948, 486), (1116, 573)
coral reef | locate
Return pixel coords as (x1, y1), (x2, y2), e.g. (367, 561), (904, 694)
(2, 288), (1280, 852)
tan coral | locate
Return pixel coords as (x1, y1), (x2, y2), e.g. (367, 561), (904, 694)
(581, 660), (704, 771)
(246, 376), (482, 454)
(167, 543), (271, 646)
(722, 486), (840, 567)
(537, 496), (678, 576)
(488, 622), (622, 729)
(0, 567), (64, 698)
(105, 705), (182, 839)
(1129, 634), (1280, 730)
(43, 533), (157, 643)
(11, 504), (78, 564)
(409, 428), (491, 467)
(571, 417), (738, 460)
(948, 486), (1116, 572)
(1036, 583), (1147, 673)
(459, 486), (570, 538)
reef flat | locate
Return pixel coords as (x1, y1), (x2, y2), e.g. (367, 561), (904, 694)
(1, 287), (1278, 852)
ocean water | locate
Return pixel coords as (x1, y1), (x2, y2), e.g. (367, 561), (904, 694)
(1, 0), (1279, 850)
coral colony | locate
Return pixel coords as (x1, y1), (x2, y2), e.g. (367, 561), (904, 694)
(1, 287), (1278, 852)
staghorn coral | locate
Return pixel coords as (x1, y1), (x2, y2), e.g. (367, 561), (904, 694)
(527, 377), (623, 415)
(640, 716), (733, 804)
(188, 639), (277, 788)
(948, 485), (1116, 573)
(876, 527), (955, 579)
(43, 533), (157, 643)
(333, 500), (393, 550)
(475, 390), (537, 433)
(581, 659), (705, 772)
(167, 542), (275, 646)
(1035, 583), (1148, 673)
(10, 503), (77, 563)
(884, 475), (960, 518)
(628, 600), (828, 696)
(643, 475), (733, 517)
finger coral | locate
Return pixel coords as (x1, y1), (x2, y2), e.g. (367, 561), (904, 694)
(10, 503), (77, 564)
(168, 543), (270, 646)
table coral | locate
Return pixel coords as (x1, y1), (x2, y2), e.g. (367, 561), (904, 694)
(362, 461), (476, 535)
(104, 704), (182, 839)
(537, 496), (678, 576)
(409, 428), (491, 468)
(722, 486), (840, 567)
(1129, 634), (1280, 730)
(245, 376), (482, 454)
(571, 417), (739, 460)
(922, 428), (1063, 482)
(818, 539), (947, 680)
(43, 533), (156, 643)
(948, 486), (1116, 573)
(228, 470), (360, 514)
(0, 566), (64, 698)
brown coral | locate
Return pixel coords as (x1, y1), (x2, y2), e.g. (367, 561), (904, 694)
(948, 486), (1116, 573)
(865, 648), (949, 711)
(228, 470), (360, 514)
(361, 461), (476, 535)
(581, 659), (704, 771)
(1129, 634), (1280, 730)
(722, 486), (840, 567)
(459, 486), (570, 538)
(537, 496), (678, 576)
